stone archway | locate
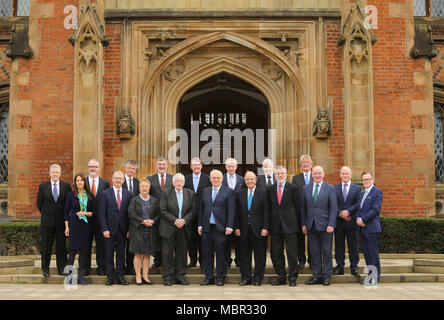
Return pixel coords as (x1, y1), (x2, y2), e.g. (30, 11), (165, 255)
(135, 29), (311, 177)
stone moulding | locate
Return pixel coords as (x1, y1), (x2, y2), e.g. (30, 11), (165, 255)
(6, 24), (33, 60)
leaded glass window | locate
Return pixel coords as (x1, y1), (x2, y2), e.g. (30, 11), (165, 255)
(435, 103), (444, 183)
(0, 104), (8, 183)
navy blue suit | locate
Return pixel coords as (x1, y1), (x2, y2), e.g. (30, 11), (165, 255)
(199, 185), (235, 281)
(301, 182), (338, 279)
(98, 187), (132, 280)
(334, 182), (361, 271)
(356, 185), (383, 280)
(222, 173), (245, 266)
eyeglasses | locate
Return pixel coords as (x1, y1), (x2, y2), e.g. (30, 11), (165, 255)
(362, 178), (374, 181)
(88, 166), (99, 169)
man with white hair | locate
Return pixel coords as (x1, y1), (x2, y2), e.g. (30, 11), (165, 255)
(159, 173), (196, 286)
(37, 164), (71, 277)
(198, 169), (235, 286)
(333, 166), (361, 276)
(222, 157), (245, 268)
(257, 158), (277, 189)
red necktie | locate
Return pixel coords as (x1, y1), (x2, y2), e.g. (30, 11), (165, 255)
(91, 179), (96, 197)
(161, 174), (165, 191)
(278, 184), (282, 205)
(117, 189), (121, 210)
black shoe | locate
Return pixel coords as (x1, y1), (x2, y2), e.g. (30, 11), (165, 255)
(351, 268), (359, 276)
(142, 278), (153, 285)
(58, 272), (68, 276)
(298, 262), (305, 269)
(217, 280), (224, 286)
(323, 277), (331, 286)
(289, 280), (297, 287)
(187, 263), (196, 268)
(253, 281), (261, 286)
(164, 279), (172, 286)
(84, 270), (90, 276)
(106, 279), (114, 286)
(42, 271), (50, 278)
(332, 268), (344, 275)
(271, 278), (286, 286)
(176, 278), (190, 285)
(239, 279), (252, 286)
(97, 269), (106, 276)
(234, 258), (241, 267)
(226, 260), (232, 268)
(117, 277), (129, 285)
(78, 277), (88, 285)
(136, 281), (143, 286)
(200, 278), (215, 286)
(305, 277), (323, 285)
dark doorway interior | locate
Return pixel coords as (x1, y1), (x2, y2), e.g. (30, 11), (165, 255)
(177, 72), (269, 176)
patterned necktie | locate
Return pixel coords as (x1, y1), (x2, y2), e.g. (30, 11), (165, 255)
(267, 176), (272, 187)
(91, 179), (96, 197)
(248, 190), (253, 211)
(229, 175), (234, 190)
(313, 184), (319, 204)
(177, 191), (182, 219)
(117, 189), (121, 210)
(161, 174), (165, 191)
(278, 183), (282, 205)
(53, 183), (58, 202)
(343, 184), (348, 202)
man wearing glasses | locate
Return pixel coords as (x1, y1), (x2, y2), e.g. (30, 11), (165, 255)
(356, 172), (383, 285)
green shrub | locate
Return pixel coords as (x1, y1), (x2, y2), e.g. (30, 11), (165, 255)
(0, 222), (41, 256)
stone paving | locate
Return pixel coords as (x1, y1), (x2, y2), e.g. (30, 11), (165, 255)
(0, 282), (443, 300)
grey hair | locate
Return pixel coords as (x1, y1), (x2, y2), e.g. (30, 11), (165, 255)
(49, 164), (61, 172)
(275, 166), (287, 173)
(299, 154), (313, 165)
(173, 173), (185, 183)
(88, 159), (101, 167)
(124, 159), (138, 169)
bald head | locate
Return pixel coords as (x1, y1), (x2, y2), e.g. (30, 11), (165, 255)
(340, 166), (352, 183)
(312, 166), (325, 184)
(210, 169), (223, 188)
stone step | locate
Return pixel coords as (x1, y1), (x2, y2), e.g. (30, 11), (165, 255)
(0, 259), (34, 268)
(0, 273), (443, 285)
(31, 265), (414, 276)
(413, 259), (444, 273)
(0, 259), (35, 275)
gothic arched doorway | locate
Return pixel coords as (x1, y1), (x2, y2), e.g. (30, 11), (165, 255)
(177, 72), (269, 176)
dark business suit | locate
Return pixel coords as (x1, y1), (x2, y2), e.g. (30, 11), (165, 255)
(235, 187), (270, 283)
(36, 180), (71, 274)
(268, 182), (300, 282)
(148, 173), (173, 267)
(301, 182), (338, 279)
(334, 182), (361, 271)
(222, 173), (245, 266)
(159, 188), (196, 281)
(199, 185), (235, 281)
(256, 174), (277, 190)
(292, 172), (311, 266)
(356, 186), (383, 280)
(86, 177), (110, 274)
(98, 187), (132, 281)
(184, 173), (211, 266)
(122, 176), (140, 273)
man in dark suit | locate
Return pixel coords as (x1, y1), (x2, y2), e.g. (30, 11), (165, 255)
(86, 159), (110, 276)
(198, 169), (235, 286)
(159, 173), (196, 286)
(356, 171), (383, 285)
(234, 171), (270, 286)
(184, 157), (211, 268)
(256, 158), (277, 190)
(99, 170), (132, 286)
(268, 166), (300, 286)
(147, 156), (173, 268)
(292, 154), (313, 269)
(333, 166), (361, 276)
(122, 159), (140, 275)
(222, 157), (245, 268)
(301, 165), (338, 286)
(36, 164), (71, 277)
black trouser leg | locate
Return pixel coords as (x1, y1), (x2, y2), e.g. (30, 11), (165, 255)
(55, 224), (68, 274)
(270, 233), (286, 279)
(40, 226), (54, 273)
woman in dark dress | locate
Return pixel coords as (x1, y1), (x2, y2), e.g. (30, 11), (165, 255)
(128, 179), (160, 285)
(64, 173), (94, 285)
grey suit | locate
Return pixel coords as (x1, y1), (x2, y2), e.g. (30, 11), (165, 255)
(159, 188), (196, 281)
(301, 182), (338, 279)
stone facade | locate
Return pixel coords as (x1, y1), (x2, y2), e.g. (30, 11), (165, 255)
(1, 0), (439, 220)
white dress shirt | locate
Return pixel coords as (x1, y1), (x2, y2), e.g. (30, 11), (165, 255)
(312, 181), (323, 196)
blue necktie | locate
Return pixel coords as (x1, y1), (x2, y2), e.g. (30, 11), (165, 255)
(177, 191), (182, 219)
(360, 189), (369, 208)
(248, 190), (253, 211)
(210, 187), (218, 224)
(193, 175), (199, 193)
(53, 183), (58, 202)
(304, 173), (309, 185)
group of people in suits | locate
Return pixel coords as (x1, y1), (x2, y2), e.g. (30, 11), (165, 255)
(36, 154), (383, 287)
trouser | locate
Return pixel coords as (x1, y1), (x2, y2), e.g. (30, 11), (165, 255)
(104, 231), (126, 280)
(86, 218), (106, 273)
(224, 233), (240, 265)
(359, 229), (381, 280)
(202, 225), (227, 281)
(40, 224), (67, 274)
(334, 219), (359, 270)
(161, 228), (188, 281)
(308, 226), (333, 278)
(238, 226), (267, 283)
(270, 232), (299, 281)
(67, 249), (88, 277)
